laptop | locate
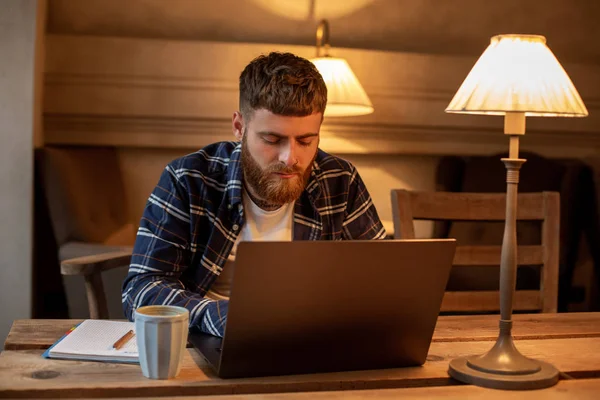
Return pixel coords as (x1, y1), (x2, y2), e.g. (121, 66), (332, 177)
(189, 239), (456, 378)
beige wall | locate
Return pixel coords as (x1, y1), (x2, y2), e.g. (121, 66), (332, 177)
(43, 35), (600, 157)
(0, 0), (43, 349)
(45, 0), (600, 65)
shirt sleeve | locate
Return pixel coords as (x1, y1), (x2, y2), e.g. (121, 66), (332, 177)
(342, 166), (387, 240)
(121, 164), (227, 337)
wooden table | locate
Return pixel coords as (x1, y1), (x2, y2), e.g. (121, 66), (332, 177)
(1, 313), (600, 398)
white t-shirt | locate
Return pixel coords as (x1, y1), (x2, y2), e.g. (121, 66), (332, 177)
(205, 190), (294, 300)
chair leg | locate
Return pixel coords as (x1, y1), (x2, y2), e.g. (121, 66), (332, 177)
(84, 273), (109, 319)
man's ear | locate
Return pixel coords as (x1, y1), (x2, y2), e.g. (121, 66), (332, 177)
(232, 112), (244, 141)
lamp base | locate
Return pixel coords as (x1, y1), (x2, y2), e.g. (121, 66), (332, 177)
(449, 321), (559, 390)
(448, 356), (559, 390)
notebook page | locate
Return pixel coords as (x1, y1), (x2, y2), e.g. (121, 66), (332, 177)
(50, 320), (138, 358)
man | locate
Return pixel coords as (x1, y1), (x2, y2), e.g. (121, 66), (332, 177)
(122, 52), (386, 337)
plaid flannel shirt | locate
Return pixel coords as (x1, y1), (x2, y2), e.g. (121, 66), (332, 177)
(122, 141), (386, 337)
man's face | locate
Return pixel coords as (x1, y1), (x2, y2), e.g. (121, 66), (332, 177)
(233, 109), (322, 206)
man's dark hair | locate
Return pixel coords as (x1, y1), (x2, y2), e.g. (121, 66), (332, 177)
(239, 52), (327, 120)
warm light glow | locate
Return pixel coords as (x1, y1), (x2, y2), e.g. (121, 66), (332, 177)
(249, 0), (374, 21)
(446, 34), (588, 117)
(311, 57), (374, 117)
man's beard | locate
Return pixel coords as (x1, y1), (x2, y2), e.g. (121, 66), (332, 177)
(241, 135), (314, 206)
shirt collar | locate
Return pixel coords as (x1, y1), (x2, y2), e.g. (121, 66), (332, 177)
(304, 158), (323, 204)
(226, 142), (244, 208)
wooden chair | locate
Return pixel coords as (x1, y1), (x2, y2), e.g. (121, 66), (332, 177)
(61, 251), (132, 319)
(391, 190), (559, 313)
(42, 146), (135, 319)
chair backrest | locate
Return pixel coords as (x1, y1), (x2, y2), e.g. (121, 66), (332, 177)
(391, 190), (559, 313)
(42, 146), (135, 248)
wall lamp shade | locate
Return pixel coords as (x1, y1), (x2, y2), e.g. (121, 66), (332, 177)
(310, 19), (374, 117)
(311, 57), (374, 117)
(446, 34), (588, 117)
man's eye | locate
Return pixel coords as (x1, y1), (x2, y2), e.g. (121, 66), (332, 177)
(263, 137), (279, 145)
(298, 140), (312, 147)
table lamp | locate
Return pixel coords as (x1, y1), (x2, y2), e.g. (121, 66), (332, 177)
(445, 34), (588, 390)
(310, 19), (374, 117)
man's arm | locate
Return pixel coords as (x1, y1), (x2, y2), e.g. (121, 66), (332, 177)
(121, 165), (227, 337)
(342, 166), (387, 240)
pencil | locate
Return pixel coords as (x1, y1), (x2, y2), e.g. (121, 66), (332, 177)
(113, 330), (135, 350)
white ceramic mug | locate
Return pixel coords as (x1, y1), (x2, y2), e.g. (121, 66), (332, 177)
(134, 305), (189, 379)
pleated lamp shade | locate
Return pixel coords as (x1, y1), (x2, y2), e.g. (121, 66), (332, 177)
(446, 34), (588, 117)
(311, 57), (374, 117)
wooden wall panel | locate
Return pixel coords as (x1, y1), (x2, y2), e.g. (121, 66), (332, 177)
(44, 34), (600, 157)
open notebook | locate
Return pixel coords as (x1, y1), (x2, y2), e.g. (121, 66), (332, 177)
(43, 320), (138, 364)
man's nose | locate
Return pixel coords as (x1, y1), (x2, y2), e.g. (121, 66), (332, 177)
(279, 142), (298, 167)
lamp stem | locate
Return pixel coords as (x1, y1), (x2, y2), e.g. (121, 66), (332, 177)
(500, 149), (522, 321)
(500, 112), (525, 322)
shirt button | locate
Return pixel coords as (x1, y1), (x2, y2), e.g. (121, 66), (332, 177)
(232, 224), (239, 231)
(227, 204), (232, 210)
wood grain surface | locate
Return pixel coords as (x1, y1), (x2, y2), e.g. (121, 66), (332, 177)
(5, 313), (600, 351)
(33, 379), (600, 400)
(1, 337), (599, 398)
